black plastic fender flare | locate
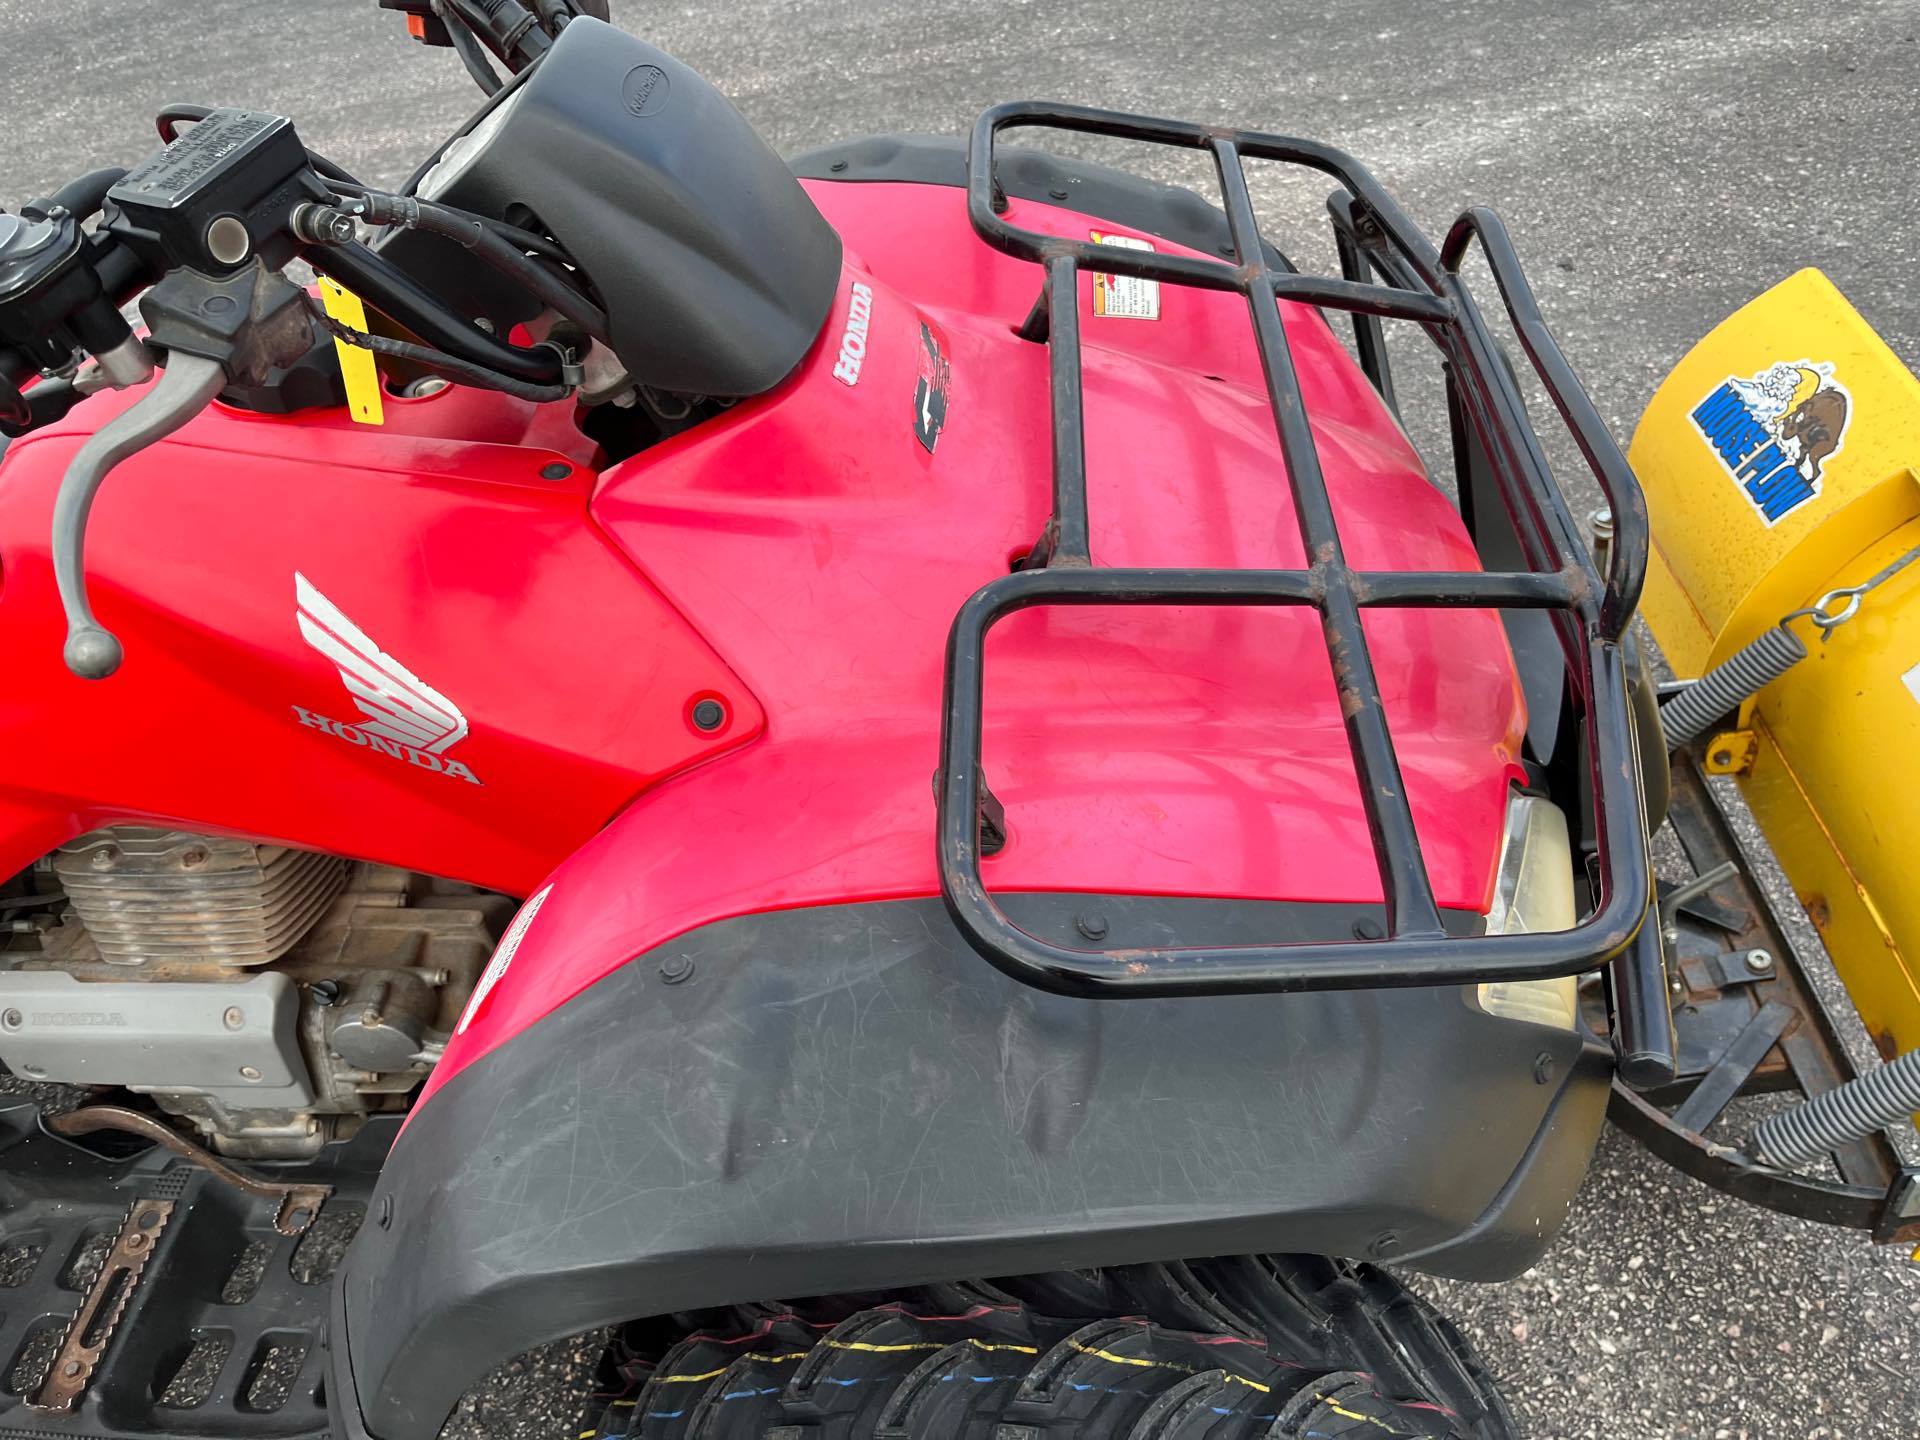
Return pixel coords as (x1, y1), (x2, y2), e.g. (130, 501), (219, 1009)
(329, 894), (1608, 1440)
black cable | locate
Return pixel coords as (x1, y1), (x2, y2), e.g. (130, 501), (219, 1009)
(433, 0), (505, 95)
(306, 297), (570, 403)
(327, 181), (572, 266)
(308, 241), (562, 383)
(346, 189), (609, 343)
(444, 0), (549, 68)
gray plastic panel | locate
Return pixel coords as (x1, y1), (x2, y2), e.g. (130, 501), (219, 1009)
(0, 970), (310, 1106)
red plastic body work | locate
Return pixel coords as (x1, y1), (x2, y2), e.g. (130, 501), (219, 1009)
(432, 181), (1526, 1097)
(0, 180), (1524, 1105)
(0, 383), (763, 891)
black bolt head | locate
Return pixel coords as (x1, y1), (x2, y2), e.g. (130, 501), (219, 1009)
(691, 699), (726, 732)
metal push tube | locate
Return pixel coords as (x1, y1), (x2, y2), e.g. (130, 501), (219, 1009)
(943, 101), (1655, 1005)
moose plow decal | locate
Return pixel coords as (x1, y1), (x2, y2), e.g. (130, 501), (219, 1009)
(291, 573), (482, 784)
(1690, 359), (1852, 526)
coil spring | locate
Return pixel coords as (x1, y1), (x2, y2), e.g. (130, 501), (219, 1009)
(1658, 624), (1808, 749)
(1749, 1048), (1920, 1169)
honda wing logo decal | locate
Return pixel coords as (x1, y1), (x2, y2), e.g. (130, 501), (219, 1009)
(291, 573), (481, 784)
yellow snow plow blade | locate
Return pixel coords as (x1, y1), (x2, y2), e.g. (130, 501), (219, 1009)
(1631, 267), (1920, 1063)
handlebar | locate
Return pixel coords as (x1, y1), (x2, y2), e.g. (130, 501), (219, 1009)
(8, 4), (611, 676)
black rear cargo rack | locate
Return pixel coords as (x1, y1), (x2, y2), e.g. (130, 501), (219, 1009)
(938, 102), (1670, 1079)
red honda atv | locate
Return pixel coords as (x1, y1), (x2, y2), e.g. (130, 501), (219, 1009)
(0, 3), (1676, 1436)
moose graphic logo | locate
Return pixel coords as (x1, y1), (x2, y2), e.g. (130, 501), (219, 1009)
(1690, 360), (1851, 526)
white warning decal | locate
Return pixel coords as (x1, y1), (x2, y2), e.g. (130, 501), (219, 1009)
(1089, 231), (1160, 320)
(455, 884), (553, 1035)
(1902, 660), (1920, 708)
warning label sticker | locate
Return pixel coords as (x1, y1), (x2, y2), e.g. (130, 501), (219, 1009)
(1090, 231), (1160, 320)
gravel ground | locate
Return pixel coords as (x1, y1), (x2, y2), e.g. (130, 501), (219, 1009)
(3, 1), (1919, 1436)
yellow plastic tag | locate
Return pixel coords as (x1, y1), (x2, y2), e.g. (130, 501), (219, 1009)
(318, 277), (385, 426)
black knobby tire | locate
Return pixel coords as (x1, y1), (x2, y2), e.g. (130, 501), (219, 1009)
(582, 1256), (1516, 1439)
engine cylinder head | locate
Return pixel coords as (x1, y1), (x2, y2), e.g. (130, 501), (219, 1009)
(51, 827), (350, 967)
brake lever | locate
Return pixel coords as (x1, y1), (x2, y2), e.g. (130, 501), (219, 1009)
(52, 261), (316, 680)
(54, 352), (226, 678)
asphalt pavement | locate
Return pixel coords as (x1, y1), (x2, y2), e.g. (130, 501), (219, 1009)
(2, 1), (1918, 1436)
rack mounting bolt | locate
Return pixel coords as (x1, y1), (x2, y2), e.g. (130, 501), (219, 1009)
(1745, 949), (1773, 974)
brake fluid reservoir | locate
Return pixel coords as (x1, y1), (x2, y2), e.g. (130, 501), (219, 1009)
(1630, 267), (1920, 1058)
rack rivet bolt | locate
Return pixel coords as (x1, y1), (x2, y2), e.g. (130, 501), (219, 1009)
(540, 461), (571, 480)
(223, 1006), (244, 1031)
(1352, 917), (1385, 940)
(1745, 949), (1773, 973)
(1533, 1052), (1555, 1085)
(692, 699), (726, 732)
(378, 1195), (394, 1229)
(660, 955), (695, 985)
(1368, 1230), (1400, 1258)
(1075, 911), (1109, 942)
(239, 1065), (263, 1082)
